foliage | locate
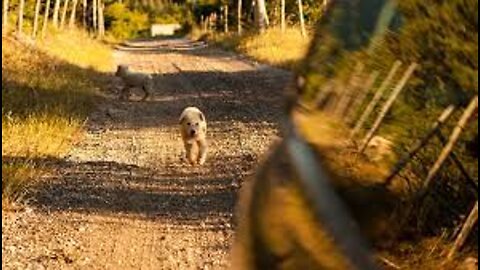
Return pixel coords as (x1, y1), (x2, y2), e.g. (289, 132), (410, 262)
(297, 0), (478, 235)
(104, 3), (150, 39)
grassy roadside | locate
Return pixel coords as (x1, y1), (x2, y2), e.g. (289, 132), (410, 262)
(2, 30), (113, 208)
(192, 27), (311, 71)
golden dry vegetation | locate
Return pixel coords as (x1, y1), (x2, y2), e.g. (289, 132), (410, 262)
(2, 30), (113, 207)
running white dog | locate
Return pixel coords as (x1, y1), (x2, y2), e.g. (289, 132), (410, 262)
(179, 107), (208, 165)
(115, 65), (153, 101)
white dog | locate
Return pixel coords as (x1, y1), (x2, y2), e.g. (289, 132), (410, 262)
(115, 65), (153, 101)
(179, 107), (208, 165)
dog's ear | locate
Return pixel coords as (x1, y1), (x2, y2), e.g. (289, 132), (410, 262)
(199, 112), (205, 122)
(179, 115), (185, 124)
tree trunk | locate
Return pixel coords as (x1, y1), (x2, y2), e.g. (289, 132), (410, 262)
(82, 0), (86, 27)
(237, 0), (242, 35)
(297, 0), (306, 37)
(254, 0), (268, 32)
(2, 0), (9, 32)
(17, 0), (25, 35)
(223, 4), (228, 33)
(97, 0), (104, 38)
(60, 0), (70, 29)
(280, 0), (285, 32)
(92, 0), (97, 32)
(69, 0), (78, 28)
(41, 0), (52, 37)
(52, 0), (61, 27)
(32, 0), (42, 37)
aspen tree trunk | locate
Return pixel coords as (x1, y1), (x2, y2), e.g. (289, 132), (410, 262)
(237, 0), (242, 34)
(2, 0), (9, 32)
(41, 0), (52, 37)
(52, 0), (61, 27)
(92, 0), (97, 32)
(32, 0), (42, 37)
(280, 0), (285, 32)
(82, 0), (86, 27)
(60, 0), (70, 28)
(69, 0), (79, 28)
(17, 0), (25, 34)
(297, 0), (306, 37)
(254, 0), (268, 32)
(224, 4), (228, 33)
(97, 0), (104, 37)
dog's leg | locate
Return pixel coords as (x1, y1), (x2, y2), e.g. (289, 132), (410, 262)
(198, 139), (208, 165)
(141, 84), (150, 101)
(120, 86), (130, 101)
(185, 142), (196, 165)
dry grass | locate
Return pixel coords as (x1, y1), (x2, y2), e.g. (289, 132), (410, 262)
(194, 27), (311, 70)
(38, 29), (114, 72)
(2, 30), (113, 207)
(294, 111), (392, 184)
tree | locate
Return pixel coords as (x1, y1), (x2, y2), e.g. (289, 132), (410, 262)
(52, 0), (61, 27)
(92, 0), (97, 32)
(32, 0), (42, 37)
(2, 0), (9, 31)
(237, 0), (242, 34)
(97, 0), (104, 37)
(297, 0), (305, 37)
(223, 4), (228, 33)
(254, 0), (268, 32)
(17, 0), (25, 34)
(60, 0), (70, 28)
(280, 0), (285, 32)
(68, 0), (78, 28)
(41, 0), (52, 37)
(82, 0), (87, 27)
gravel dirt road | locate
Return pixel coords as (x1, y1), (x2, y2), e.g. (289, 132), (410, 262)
(2, 39), (292, 269)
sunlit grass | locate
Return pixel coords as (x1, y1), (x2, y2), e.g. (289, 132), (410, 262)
(2, 162), (39, 209)
(2, 30), (112, 207)
(194, 27), (311, 70)
(38, 28), (114, 72)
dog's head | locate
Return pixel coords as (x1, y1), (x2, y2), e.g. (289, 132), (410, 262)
(179, 107), (206, 139)
(115, 65), (128, 77)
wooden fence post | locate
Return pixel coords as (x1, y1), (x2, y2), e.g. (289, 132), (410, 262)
(447, 201), (478, 260)
(418, 96), (478, 199)
(350, 61), (402, 140)
(384, 105), (456, 186)
(334, 63), (365, 118)
(345, 71), (380, 124)
(359, 63), (417, 153)
(435, 130), (478, 192)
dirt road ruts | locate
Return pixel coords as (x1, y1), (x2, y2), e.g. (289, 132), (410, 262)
(2, 38), (292, 269)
